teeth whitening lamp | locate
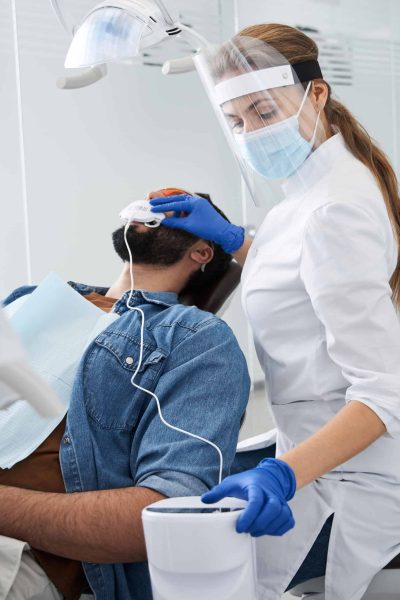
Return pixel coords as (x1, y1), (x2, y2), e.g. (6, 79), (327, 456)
(142, 496), (258, 600)
(119, 199), (166, 227)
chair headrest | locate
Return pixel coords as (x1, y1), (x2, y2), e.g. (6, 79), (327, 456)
(179, 261), (242, 314)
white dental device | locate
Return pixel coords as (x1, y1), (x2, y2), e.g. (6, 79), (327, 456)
(119, 199), (166, 228)
(142, 496), (257, 600)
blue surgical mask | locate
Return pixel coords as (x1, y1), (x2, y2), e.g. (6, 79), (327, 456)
(234, 82), (320, 180)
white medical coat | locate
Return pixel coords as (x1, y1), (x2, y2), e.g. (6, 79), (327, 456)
(241, 133), (400, 599)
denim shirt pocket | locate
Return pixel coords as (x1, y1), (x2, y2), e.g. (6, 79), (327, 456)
(82, 330), (167, 430)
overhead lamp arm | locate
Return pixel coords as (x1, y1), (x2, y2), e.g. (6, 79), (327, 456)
(162, 23), (210, 75)
(153, 0), (175, 27)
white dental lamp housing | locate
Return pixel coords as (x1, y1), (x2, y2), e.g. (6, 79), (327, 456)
(142, 496), (258, 600)
(64, 0), (180, 70)
(53, 0), (207, 88)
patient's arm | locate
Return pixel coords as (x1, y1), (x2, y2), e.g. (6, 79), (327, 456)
(0, 485), (165, 563)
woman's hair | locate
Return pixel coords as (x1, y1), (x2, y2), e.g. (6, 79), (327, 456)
(216, 23), (400, 306)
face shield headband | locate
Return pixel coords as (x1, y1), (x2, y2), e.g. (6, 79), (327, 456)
(214, 60), (323, 106)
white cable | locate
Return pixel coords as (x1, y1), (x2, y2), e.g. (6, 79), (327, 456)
(123, 223), (224, 484)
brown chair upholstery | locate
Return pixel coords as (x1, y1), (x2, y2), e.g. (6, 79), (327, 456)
(179, 261), (242, 314)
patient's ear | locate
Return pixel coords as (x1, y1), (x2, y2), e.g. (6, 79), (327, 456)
(189, 242), (214, 268)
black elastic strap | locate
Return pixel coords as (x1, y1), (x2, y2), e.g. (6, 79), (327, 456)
(291, 60), (323, 82)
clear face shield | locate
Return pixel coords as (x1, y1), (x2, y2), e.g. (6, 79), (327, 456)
(193, 36), (324, 208)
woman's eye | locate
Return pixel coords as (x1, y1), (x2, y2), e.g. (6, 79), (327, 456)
(259, 110), (276, 121)
(229, 120), (244, 133)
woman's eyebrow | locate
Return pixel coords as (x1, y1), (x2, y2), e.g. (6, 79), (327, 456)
(223, 111), (240, 119)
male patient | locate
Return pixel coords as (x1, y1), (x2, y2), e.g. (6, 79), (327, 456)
(0, 189), (250, 600)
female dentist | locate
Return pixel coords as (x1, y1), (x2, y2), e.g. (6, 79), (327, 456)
(151, 24), (400, 600)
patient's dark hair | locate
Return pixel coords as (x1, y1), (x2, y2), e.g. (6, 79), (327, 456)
(182, 193), (233, 292)
(112, 192), (233, 291)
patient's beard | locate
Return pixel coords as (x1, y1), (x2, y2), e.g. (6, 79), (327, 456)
(112, 224), (198, 267)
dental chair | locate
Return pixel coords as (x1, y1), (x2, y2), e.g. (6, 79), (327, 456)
(290, 553), (400, 599)
(180, 258), (242, 314)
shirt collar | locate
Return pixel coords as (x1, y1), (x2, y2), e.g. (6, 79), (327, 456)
(281, 131), (348, 197)
(115, 290), (179, 313)
(68, 281), (179, 313)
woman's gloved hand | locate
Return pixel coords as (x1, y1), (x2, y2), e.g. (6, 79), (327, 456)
(150, 194), (245, 253)
(201, 458), (296, 537)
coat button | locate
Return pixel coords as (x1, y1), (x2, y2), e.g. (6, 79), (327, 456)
(125, 357), (134, 365)
(63, 436), (71, 445)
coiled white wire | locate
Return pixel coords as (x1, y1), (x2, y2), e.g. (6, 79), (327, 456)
(123, 222), (223, 484)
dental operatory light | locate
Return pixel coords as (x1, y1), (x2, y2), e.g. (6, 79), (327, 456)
(51, 0), (210, 89)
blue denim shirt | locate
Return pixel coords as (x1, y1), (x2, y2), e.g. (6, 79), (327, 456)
(3, 282), (250, 600)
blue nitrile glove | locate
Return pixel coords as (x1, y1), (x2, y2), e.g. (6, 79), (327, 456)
(201, 458), (296, 537)
(150, 194), (245, 253)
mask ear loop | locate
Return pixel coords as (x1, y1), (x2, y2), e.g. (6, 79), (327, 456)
(309, 110), (321, 148)
(296, 80), (321, 148)
(295, 80), (312, 118)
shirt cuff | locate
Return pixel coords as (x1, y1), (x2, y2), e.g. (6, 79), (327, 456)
(136, 471), (209, 498)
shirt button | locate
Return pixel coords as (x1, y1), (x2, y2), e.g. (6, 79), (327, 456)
(63, 436), (71, 445)
(252, 247), (258, 257)
(125, 357), (134, 365)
